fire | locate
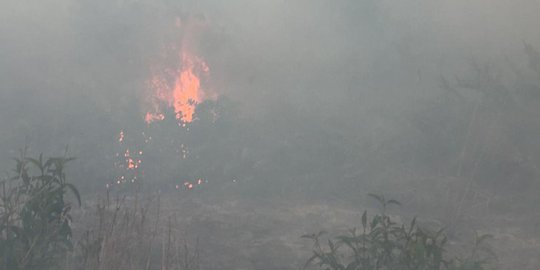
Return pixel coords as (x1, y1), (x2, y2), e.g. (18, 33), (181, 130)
(145, 112), (164, 123)
(145, 17), (210, 125)
(180, 178), (205, 191)
(172, 54), (201, 122)
(146, 53), (209, 125)
(118, 130), (124, 142)
(113, 130), (144, 185)
(110, 16), (215, 190)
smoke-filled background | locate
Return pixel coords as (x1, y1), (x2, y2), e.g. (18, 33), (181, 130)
(2, 0), (540, 269)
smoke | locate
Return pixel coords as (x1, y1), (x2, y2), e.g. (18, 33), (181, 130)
(2, 0), (539, 113)
(1, 0), (539, 183)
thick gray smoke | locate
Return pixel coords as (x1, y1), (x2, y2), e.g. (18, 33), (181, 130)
(1, 0), (540, 198)
(2, 1), (540, 269)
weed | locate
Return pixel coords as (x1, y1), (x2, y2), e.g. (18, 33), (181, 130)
(0, 149), (80, 269)
(302, 194), (496, 270)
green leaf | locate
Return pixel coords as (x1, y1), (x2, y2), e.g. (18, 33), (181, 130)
(345, 261), (359, 270)
(387, 199), (401, 206)
(303, 253), (319, 269)
(368, 193), (385, 205)
(328, 239), (335, 251)
(301, 234), (317, 239)
(476, 233), (493, 246)
(362, 210), (367, 229)
(26, 157), (44, 174)
(64, 183), (81, 207)
(408, 217), (417, 235)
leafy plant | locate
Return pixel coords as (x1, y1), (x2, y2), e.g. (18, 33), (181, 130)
(0, 150), (80, 269)
(302, 194), (496, 270)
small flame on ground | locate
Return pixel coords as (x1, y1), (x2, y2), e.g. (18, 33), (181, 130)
(118, 130), (125, 142)
(145, 112), (165, 123)
(113, 130), (144, 185)
(180, 178), (205, 191)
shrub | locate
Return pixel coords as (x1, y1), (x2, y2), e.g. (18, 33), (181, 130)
(302, 194), (496, 270)
(0, 151), (80, 269)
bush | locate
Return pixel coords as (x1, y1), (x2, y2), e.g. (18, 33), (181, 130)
(302, 194), (496, 270)
(0, 151), (80, 269)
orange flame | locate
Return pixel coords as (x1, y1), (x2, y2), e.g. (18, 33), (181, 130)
(144, 16), (209, 126)
(172, 53), (205, 123)
(145, 112), (165, 123)
(118, 130), (125, 142)
(145, 53), (209, 125)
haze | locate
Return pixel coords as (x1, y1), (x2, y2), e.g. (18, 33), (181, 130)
(1, 1), (540, 269)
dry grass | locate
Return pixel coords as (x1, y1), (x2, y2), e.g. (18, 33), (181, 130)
(68, 188), (199, 270)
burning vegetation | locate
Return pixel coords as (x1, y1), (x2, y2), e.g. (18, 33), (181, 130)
(145, 17), (212, 126)
(3, 1), (540, 269)
(145, 52), (210, 125)
(112, 16), (215, 191)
